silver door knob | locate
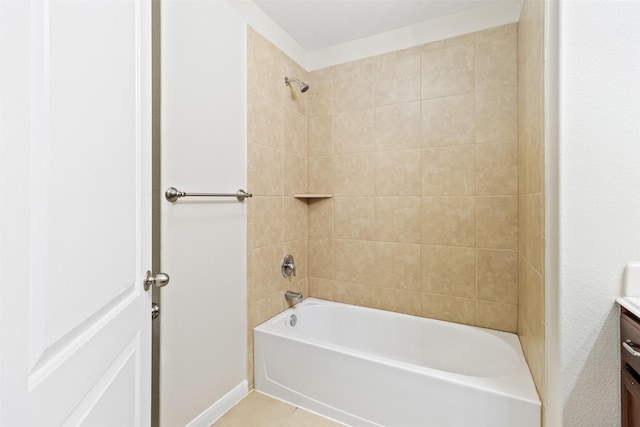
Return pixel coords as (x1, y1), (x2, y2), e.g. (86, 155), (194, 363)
(144, 271), (170, 291)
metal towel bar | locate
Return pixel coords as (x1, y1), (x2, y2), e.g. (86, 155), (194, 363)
(165, 187), (252, 202)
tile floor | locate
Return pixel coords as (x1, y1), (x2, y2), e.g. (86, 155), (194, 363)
(212, 391), (344, 427)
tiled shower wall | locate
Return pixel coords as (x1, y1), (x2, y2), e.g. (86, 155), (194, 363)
(247, 24), (522, 385)
(517, 0), (546, 403)
(246, 27), (310, 387)
(306, 24), (520, 332)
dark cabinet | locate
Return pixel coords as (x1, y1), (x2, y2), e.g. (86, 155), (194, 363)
(621, 308), (640, 427)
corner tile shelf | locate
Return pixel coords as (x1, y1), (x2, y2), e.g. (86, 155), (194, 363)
(293, 193), (332, 199)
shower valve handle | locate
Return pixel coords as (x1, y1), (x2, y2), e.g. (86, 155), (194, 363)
(281, 254), (296, 278)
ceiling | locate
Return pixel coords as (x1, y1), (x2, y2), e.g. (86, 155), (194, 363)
(253, 0), (504, 51)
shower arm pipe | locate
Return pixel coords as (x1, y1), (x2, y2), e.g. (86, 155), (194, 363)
(165, 186), (252, 202)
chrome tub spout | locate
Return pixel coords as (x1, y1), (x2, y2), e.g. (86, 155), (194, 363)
(285, 290), (303, 305)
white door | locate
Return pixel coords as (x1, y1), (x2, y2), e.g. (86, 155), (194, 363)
(0, 0), (152, 425)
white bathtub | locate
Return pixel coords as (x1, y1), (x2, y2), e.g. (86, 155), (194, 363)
(254, 298), (540, 427)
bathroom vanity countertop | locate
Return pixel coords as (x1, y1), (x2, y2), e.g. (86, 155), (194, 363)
(618, 297), (640, 318)
(618, 263), (640, 317)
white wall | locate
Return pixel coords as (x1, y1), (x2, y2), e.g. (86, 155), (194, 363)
(556, 1), (640, 425)
(307, 0), (522, 70)
(159, 1), (305, 426)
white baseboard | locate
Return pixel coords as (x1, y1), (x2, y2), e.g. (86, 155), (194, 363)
(185, 380), (248, 427)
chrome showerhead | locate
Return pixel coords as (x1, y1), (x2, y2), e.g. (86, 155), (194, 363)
(284, 76), (309, 93)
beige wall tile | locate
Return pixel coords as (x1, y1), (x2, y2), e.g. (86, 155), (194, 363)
(525, 112), (543, 194)
(252, 144), (283, 196)
(374, 242), (421, 290)
(308, 238), (334, 280)
(476, 301), (518, 332)
(527, 194), (544, 273)
(253, 197), (283, 248)
(251, 290), (289, 328)
(334, 197), (375, 240)
(374, 54), (421, 106)
(247, 329), (254, 387)
(421, 196), (475, 246)
(528, 330), (545, 401)
(250, 93), (284, 149)
(334, 153), (375, 196)
(247, 223), (254, 281)
(283, 239), (308, 282)
(307, 75), (333, 117)
(517, 0), (545, 402)
(308, 277), (335, 301)
(284, 108), (307, 156)
(422, 245), (476, 298)
(421, 42), (475, 99)
(308, 67), (334, 82)
(251, 35), (285, 104)
(333, 109), (374, 154)
(422, 294), (476, 325)
(374, 102), (421, 150)
(308, 156), (333, 194)
(308, 198), (334, 238)
(430, 25), (507, 48)
(476, 142), (518, 195)
(283, 197), (308, 242)
(518, 254), (531, 324)
(283, 153), (308, 195)
(334, 280), (376, 307)
(374, 196), (421, 243)
(374, 149), (421, 196)
(476, 32), (518, 92)
(526, 261), (545, 326)
(334, 239), (376, 284)
(252, 244), (285, 301)
(519, 195), (528, 255)
(477, 249), (518, 304)
(477, 196), (518, 249)
(476, 87), (518, 144)
(422, 94), (475, 147)
(287, 278), (309, 305)
(308, 115), (333, 156)
(518, 126), (529, 195)
(523, 55), (543, 132)
(421, 145), (475, 195)
(334, 64), (374, 113)
(374, 287), (422, 316)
